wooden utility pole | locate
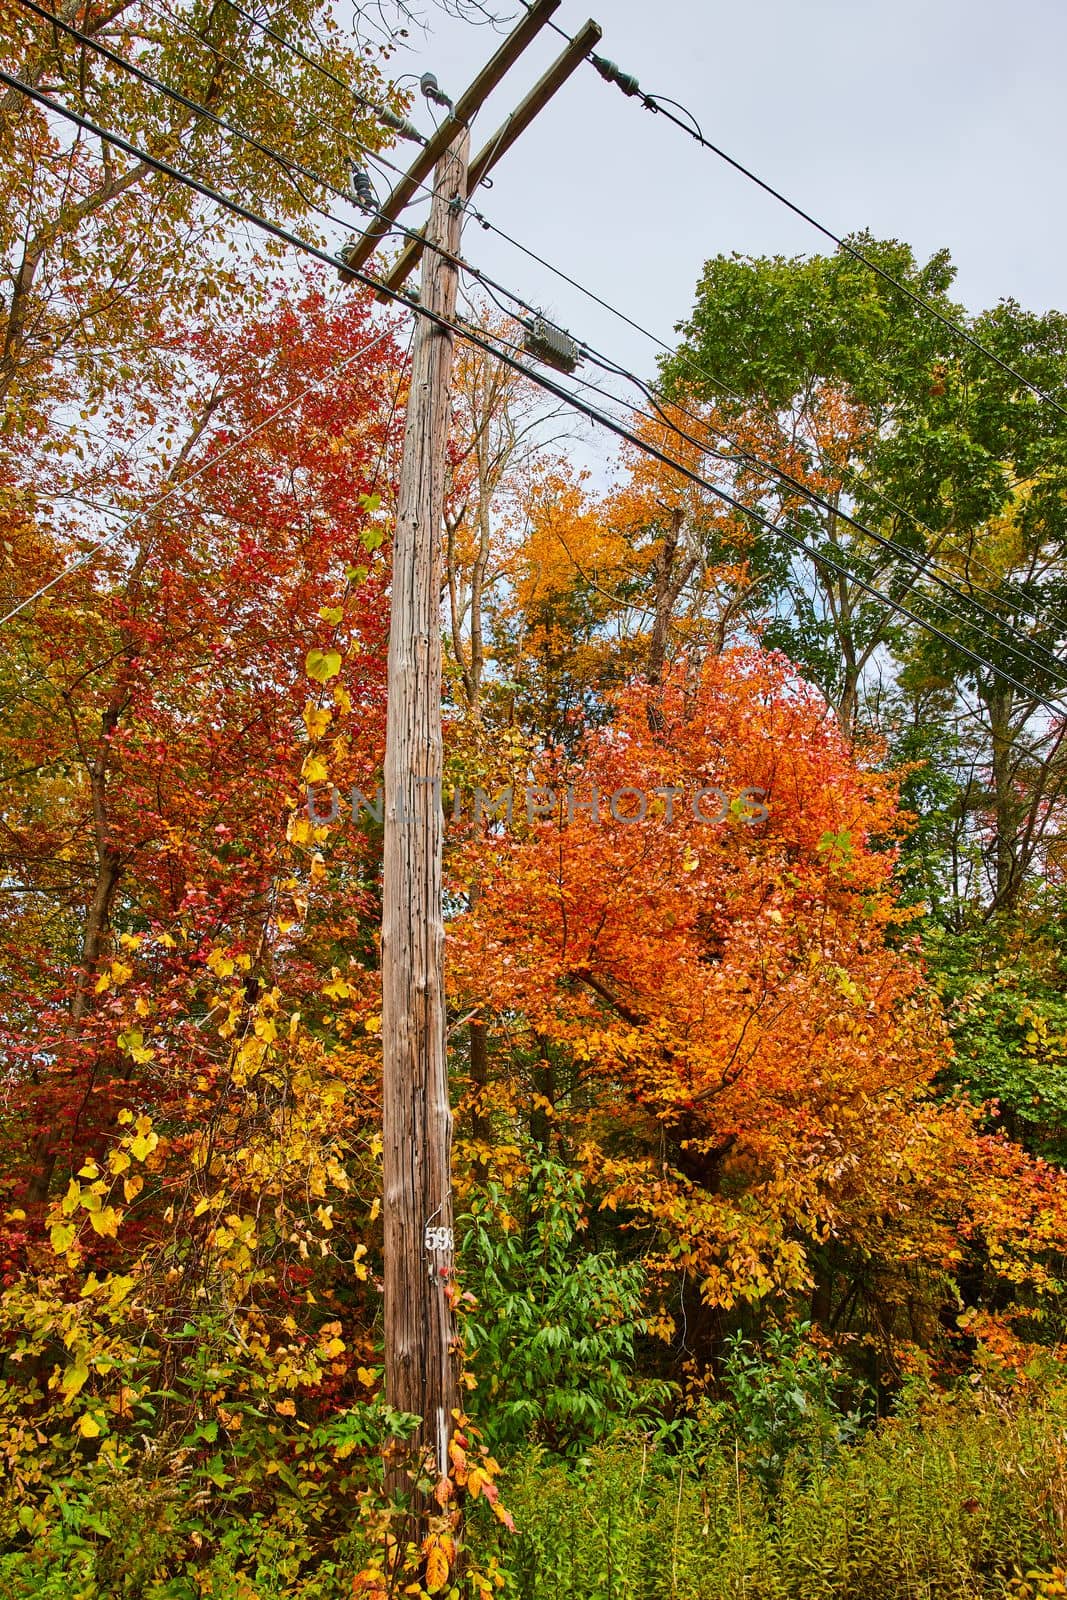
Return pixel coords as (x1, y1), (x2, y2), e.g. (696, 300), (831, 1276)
(380, 125), (468, 1484)
(339, 0), (602, 1490)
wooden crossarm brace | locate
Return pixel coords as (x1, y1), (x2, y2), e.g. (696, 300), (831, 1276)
(374, 18), (604, 302)
(340, 0), (562, 281)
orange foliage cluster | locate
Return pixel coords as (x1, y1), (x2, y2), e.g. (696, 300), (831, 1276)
(451, 653), (1067, 1358)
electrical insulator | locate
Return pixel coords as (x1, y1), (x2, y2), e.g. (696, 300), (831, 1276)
(348, 165), (376, 212)
(379, 108), (426, 146)
(591, 53), (642, 98)
(337, 238), (359, 284)
(420, 72), (453, 111)
(522, 316), (581, 375)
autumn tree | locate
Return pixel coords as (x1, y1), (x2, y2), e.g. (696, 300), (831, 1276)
(0, 0), (404, 427)
(0, 282), (401, 1212)
(663, 240), (1067, 752)
(451, 652), (1067, 1375)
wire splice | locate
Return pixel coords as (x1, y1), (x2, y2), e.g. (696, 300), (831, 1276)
(521, 315), (581, 373)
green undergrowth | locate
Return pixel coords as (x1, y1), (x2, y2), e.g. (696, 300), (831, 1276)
(492, 1394), (1067, 1600)
(2, 1392), (1066, 1599)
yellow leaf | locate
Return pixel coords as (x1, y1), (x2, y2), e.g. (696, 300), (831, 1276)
(353, 1571), (386, 1596)
(306, 647), (342, 683)
(49, 1221), (76, 1254)
(94, 972), (111, 993)
(106, 1275), (135, 1309)
(364, 1014), (381, 1035)
(61, 1357), (89, 1400)
(491, 1497), (515, 1531)
(123, 1175), (143, 1204)
(287, 814), (312, 845)
(303, 701), (332, 739)
(88, 1206), (121, 1238)
(207, 949), (235, 979)
(78, 1412), (101, 1439)
(424, 1537), (450, 1594)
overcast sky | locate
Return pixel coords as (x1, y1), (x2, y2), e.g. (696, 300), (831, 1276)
(376, 0), (1066, 393)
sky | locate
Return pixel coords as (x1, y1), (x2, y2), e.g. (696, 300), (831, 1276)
(369, 0), (1067, 395)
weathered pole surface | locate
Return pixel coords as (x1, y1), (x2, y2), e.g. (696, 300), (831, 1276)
(381, 127), (469, 1485)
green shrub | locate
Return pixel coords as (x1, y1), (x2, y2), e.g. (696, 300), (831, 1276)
(458, 1157), (666, 1453)
(702, 1320), (871, 1492)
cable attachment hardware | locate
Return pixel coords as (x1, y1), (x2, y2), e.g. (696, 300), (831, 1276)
(521, 315), (581, 375)
(420, 72), (454, 112)
(591, 53), (642, 98)
(337, 238), (359, 285)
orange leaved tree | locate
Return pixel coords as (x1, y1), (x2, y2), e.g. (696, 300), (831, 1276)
(451, 651), (1067, 1376)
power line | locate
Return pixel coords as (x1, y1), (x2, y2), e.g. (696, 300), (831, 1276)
(92, 0), (1062, 657)
(578, 355), (1067, 695)
(14, 28), (1067, 695)
(526, 347), (1067, 704)
(4, 69), (1064, 724)
(329, 66), (1067, 646)
(138, 0), (393, 165)
(530, 10), (1067, 421)
(447, 165), (1067, 645)
(11, 0), (374, 236)
(216, 0), (425, 144)
(463, 266), (1067, 697)
(168, 0), (1067, 641)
